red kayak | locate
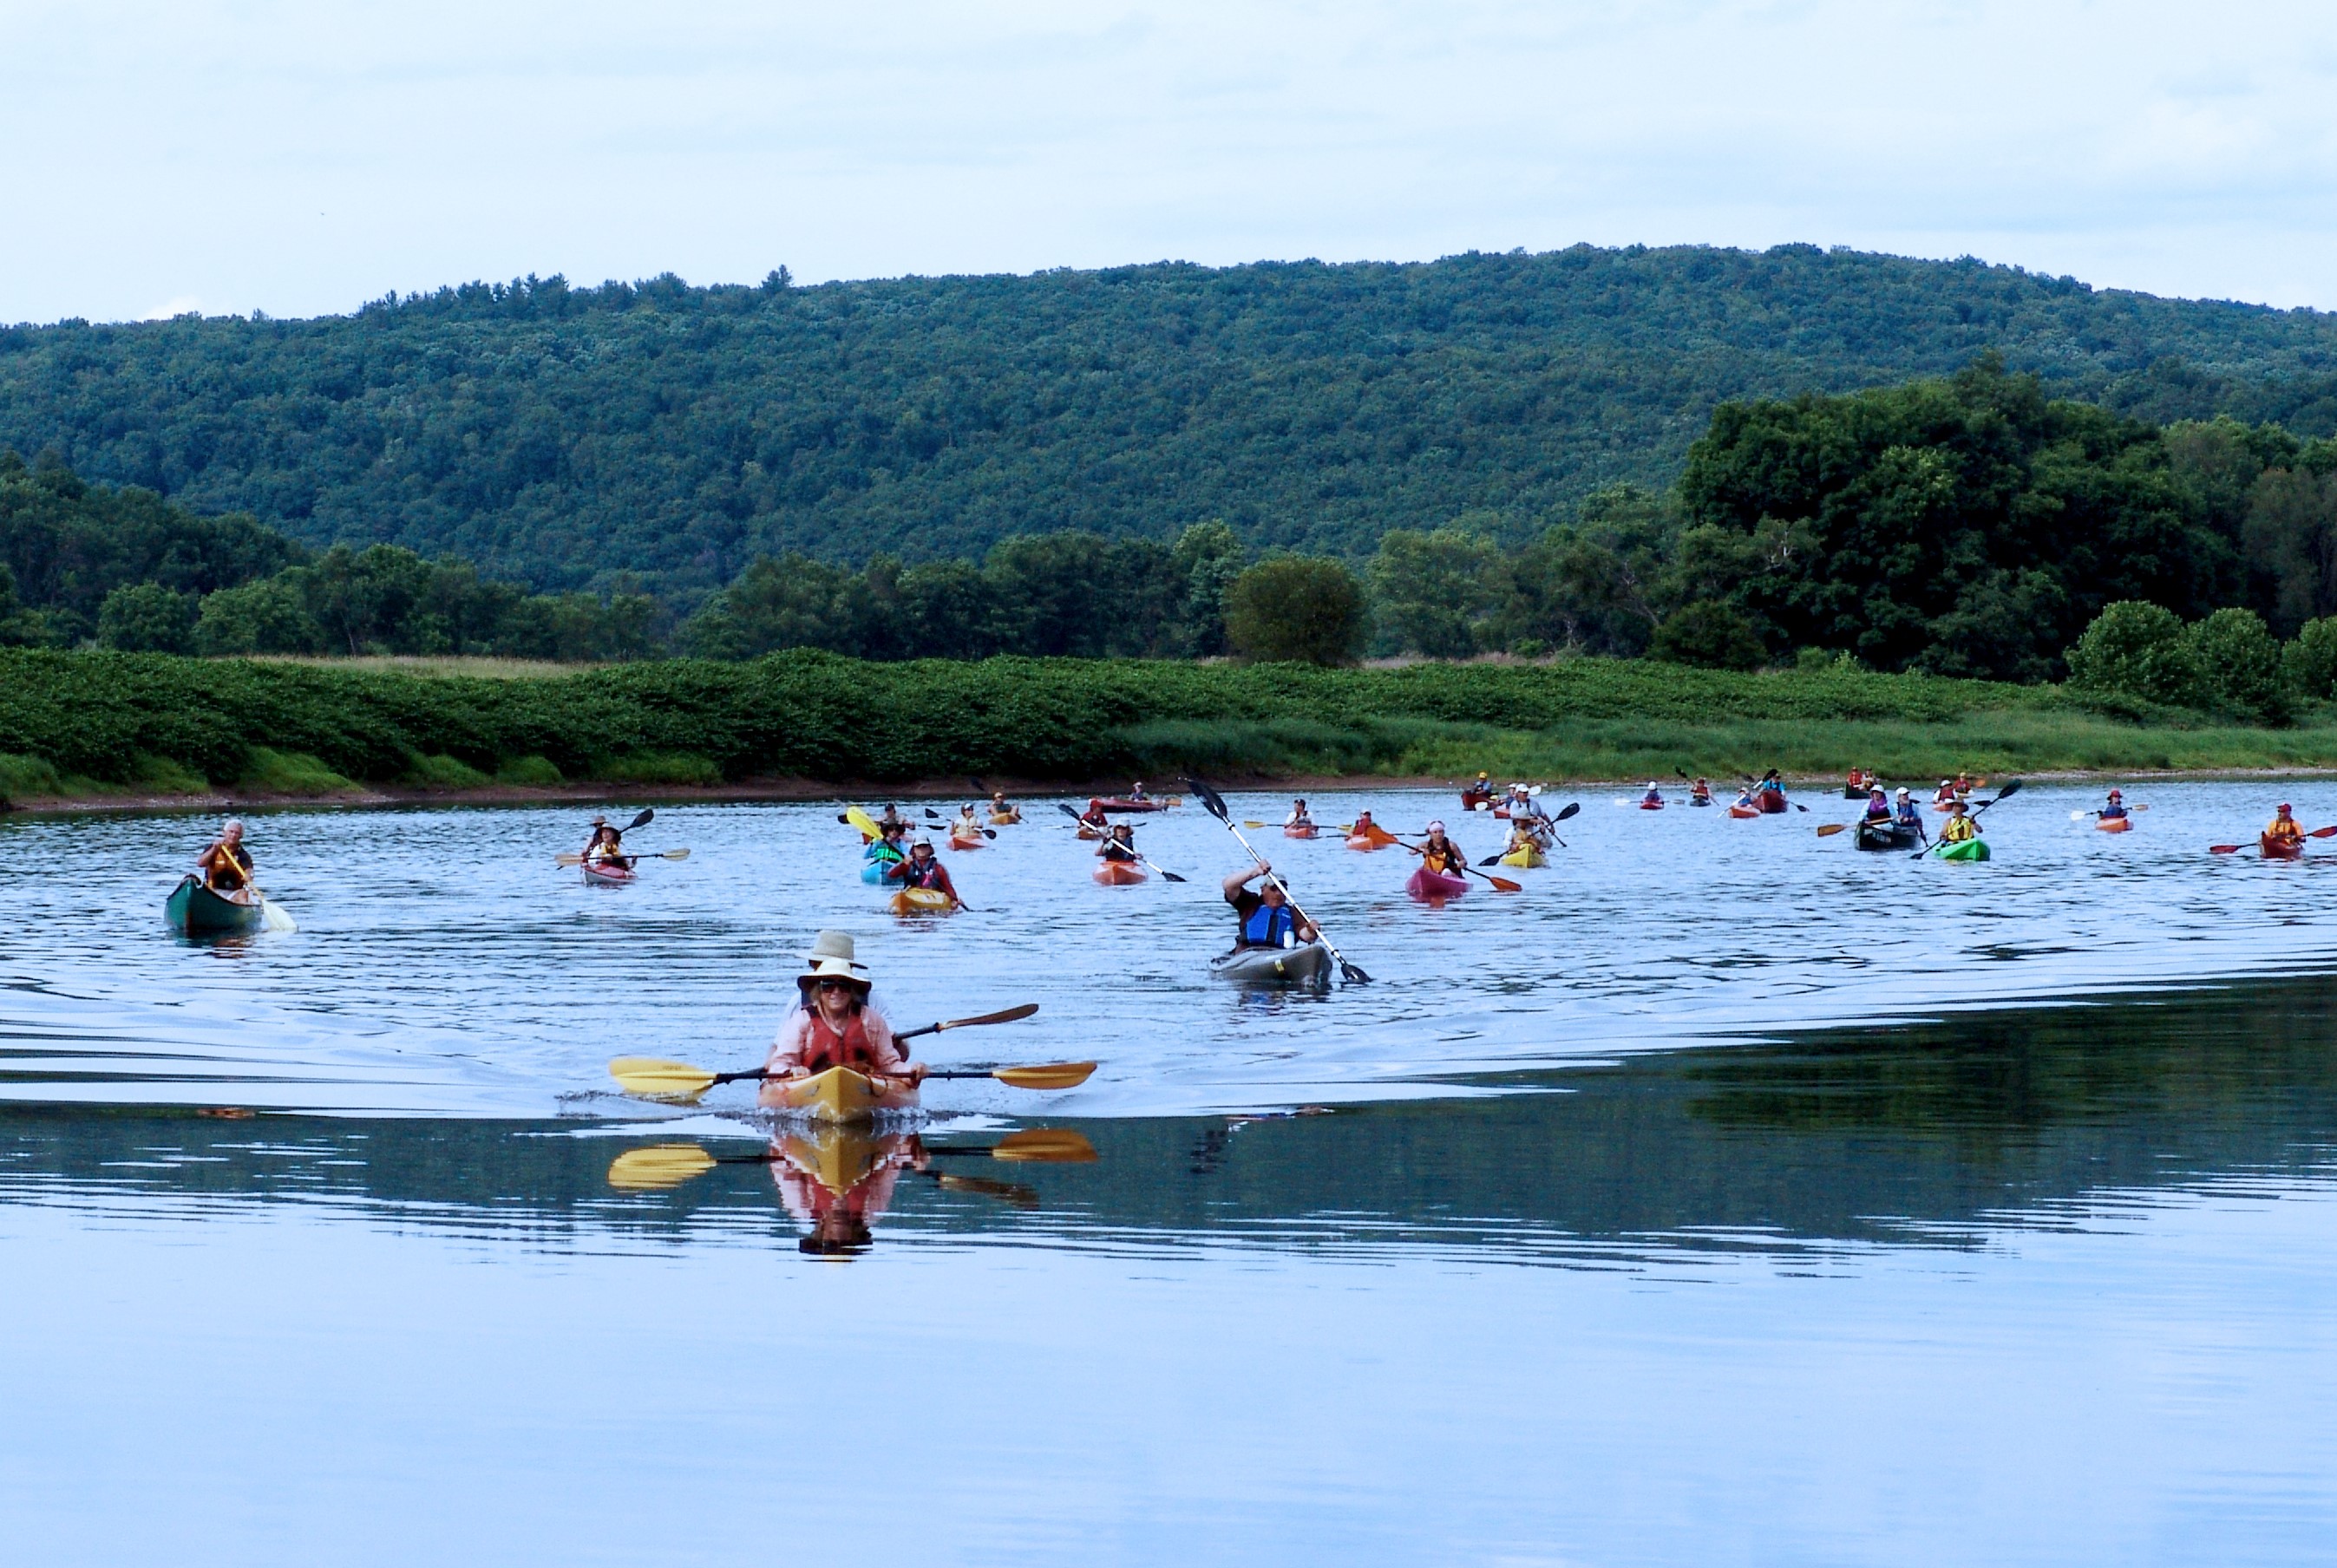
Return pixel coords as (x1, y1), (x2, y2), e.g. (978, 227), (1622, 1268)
(1406, 866), (1468, 901)
(2262, 833), (2305, 861)
(582, 860), (635, 885)
(1638, 800), (1665, 811)
(1093, 796), (1174, 813)
(1758, 793), (1788, 814)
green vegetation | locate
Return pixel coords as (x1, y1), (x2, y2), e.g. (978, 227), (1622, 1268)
(6, 646), (2337, 805)
(8, 246), (2337, 600)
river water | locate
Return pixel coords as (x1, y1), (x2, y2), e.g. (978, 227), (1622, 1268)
(3, 783), (2335, 1563)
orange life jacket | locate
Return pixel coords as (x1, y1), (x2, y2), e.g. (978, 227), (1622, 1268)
(800, 1011), (878, 1073)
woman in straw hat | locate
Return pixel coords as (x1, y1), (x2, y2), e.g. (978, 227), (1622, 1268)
(762, 947), (924, 1108)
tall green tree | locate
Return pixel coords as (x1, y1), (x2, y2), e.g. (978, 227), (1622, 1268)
(1223, 558), (1368, 665)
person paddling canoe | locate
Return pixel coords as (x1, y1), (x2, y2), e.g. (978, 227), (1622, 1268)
(1417, 820), (1468, 877)
(951, 802), (985, 840)
(1097, 822), (1141, 863)
(865, 820), (907, 871)
(1893, 787), (1928, 840)
(988, 791), (1021, 825)
(1862, 787), (1892, 822)
(761, 953), (925, 1114)
(195, 819), (257, 898)
(1224, 864), (1319, 951)
(884, 836), (965, 908)
(1128, 781), (1151, 803)
(1933, 779), (1958, 807)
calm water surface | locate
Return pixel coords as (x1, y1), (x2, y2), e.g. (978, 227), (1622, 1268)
(3, 784), (2334, 1564)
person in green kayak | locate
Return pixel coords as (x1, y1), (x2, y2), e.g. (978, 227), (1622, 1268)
(1223, 864), (1319, 951)
(1097, 822), (1141, 863)
(195, 819), (255, 898)
(884, 835), (965, 908)
(1940, 799), (1980, 846)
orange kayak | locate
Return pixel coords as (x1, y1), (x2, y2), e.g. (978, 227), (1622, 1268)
(949, 833), (984, 851)
(1727, 805), (1761, 820)
(2096, 816), (2131, 833)
(1283, 824), (1319, 839)
(1345, 828), (1396, 851)
(889, 888), (955, 916)
(1093, 859), (1149, 885)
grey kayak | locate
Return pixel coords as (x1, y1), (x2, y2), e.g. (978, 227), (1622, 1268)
(1211, 940), (1332, 985)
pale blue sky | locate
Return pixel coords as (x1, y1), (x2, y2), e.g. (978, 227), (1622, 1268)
(5, 0), (2336, 323)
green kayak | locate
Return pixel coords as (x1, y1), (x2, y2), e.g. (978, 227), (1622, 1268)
(165, 874), (264, 934)
(1937, 838), (1990, 862)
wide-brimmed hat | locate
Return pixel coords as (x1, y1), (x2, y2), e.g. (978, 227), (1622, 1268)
(2108, 789), (2123, 799)
(799, 931), (867, 970)
(796, 956), (873, 994)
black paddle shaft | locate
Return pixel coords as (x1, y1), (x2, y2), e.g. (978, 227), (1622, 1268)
(1912, 778), (2023, 859)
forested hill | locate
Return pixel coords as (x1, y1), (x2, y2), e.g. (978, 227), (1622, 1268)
(5, 245), (2337, 598)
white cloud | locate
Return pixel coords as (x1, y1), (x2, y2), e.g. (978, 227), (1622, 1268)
(3, 0), (2337, 322)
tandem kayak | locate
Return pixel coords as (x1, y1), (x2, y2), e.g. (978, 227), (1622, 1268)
(1093, 859), (1149, 885)
(164, 874), (263, 935)
(1406, 866), (1469, 900)
(2262, 833), (2306, 861)
(2097, 816), (2132, 833)
(759, 1065), (919, 1124)
(582, 860), (635, 885)
(1211, 940), (1333, 986)
(1938, 838), (1990, 862)
(889, 887), (956, 916)
(1855, 821), (1921, 853)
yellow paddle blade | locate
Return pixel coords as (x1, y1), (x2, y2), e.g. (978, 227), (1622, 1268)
(990, 1061), (1097, 1091)
(608, 1056), (719, 1099)
(988, 1128), (1099, 1163)
(554, 853), (583, 865)
(606, 1143), (718, 1191)
(844, 806), (883, 839)
(1816, 822), (1849, 837)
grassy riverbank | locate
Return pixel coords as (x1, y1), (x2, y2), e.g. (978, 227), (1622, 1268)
(2, 648), (2334, 807)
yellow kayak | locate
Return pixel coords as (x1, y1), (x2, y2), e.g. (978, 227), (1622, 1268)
(989, 812), (1020, 826)
(1498, 846), (1546, 869)
(889, 887), (955, 917)
(761, 1065), (920, 1123)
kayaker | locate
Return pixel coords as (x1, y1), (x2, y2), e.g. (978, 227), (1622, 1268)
(1893, 787), (1928, 838)
(195, 820), (255, 897)
(1503, 817), (1546, 859)
(789, 931), (891, 1027)
(1846, 768), (1865, 793)
(864, 820), (907, 868)
(1689, 777), (1713, 806)
(1862, 787), (1892, 822)
(1758, 769), (1785, 801)
(763, 954), (926, 1092)
(1128, 781), (1151, 803)
(876, 804), (907, 833)
(1954, 771), (1977, 797)
(1732, 785), (1758, 811)
(1223, 864), (1319, 951)
(951, 802), (984, 840)
(1097, 822), (1141, 863)
(1078, 799), (1112, 833)
(1352, 808), (1385, 842)
(1285, 799), (1314, 828)
(989, 791), (1020, 824)
(2266, 803), (2306, 846)
(1416, 820), (1468, 876)
(884, 836), (964, 908)
(2099, 789), (2129, 821)
(1640, 781), (1664, 807)
(1940, 800), (1979, 845)
(1934, 779), (1957, 807)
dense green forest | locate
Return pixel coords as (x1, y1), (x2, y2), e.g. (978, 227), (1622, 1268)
(6, 245), (2337, 598)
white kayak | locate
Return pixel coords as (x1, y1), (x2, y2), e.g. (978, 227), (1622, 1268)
(1211, 940), (1333, 985)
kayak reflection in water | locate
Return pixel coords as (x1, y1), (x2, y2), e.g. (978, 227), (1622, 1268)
(1097, 822), (1141, 863)
(195, 819), (256, 898)
(1224, 863), (1319, 951)
(1285, 798), (1314, 828)
(769, 1128), (929, 1258)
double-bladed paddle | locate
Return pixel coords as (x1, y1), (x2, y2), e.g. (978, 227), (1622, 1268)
(2209, 823), (2337, 853)
(607, 1004), (1084, 1101)
(1398, 839), (1521, 893)
(1183, 777), (1371, 983)
(606, 1127), (1099, 1192)
(1913, 778), (2022, 857)
(1051, 803), (1185, 880)
(556, 847), (691, 866)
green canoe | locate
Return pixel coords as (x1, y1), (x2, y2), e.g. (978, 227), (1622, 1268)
(165, 874), (264, 934)
(1937, 838), (1991, 862)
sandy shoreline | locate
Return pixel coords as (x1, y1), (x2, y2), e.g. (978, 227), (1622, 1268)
(14, 765), (2337, 818)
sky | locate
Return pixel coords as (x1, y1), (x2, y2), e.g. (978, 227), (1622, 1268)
(4, 0), (2337, 325)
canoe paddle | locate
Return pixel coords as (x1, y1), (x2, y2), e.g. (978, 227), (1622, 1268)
(1051, 804), (1185, 880)
(1183, 776), (1371, 983)
(606, 1127), (1099, 1191)
(2209, 824), (2337, 853)
(1477, 800), (1578, 863)
(1399, 839), (1521, 892)
(1913, 778), (2022, 858)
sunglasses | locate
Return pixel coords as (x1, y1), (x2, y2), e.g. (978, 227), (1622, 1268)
(815, 978), (858, 992)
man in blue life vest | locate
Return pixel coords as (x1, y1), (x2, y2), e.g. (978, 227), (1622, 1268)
(1222, 863), (1319, 951)
(1892, 787), (1928, 838)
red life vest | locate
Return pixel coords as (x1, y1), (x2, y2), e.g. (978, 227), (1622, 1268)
(895, 856), (946, 889)
(800, 1011), (877, 1072)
